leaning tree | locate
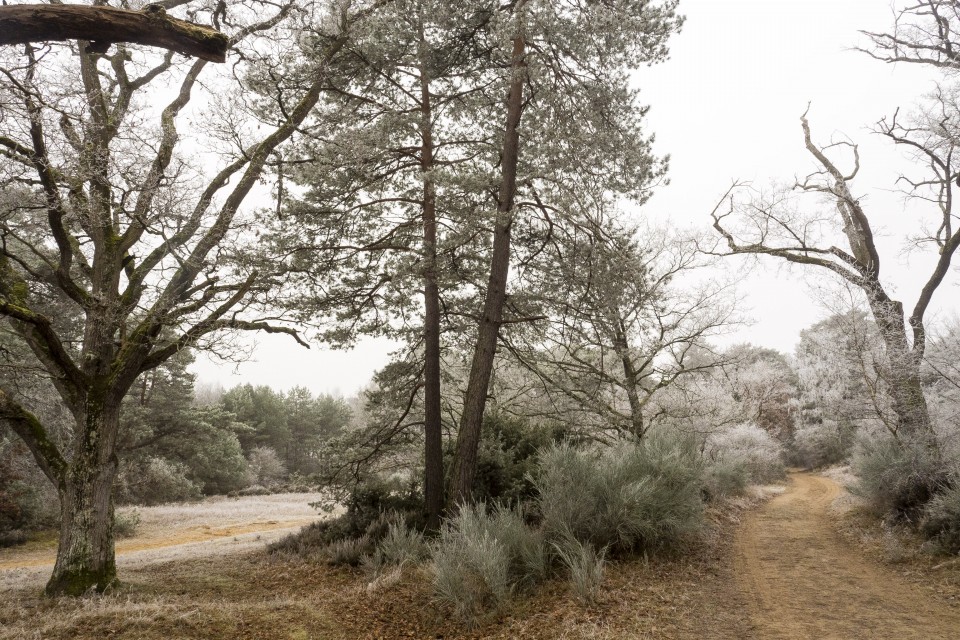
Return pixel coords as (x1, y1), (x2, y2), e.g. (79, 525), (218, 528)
(711, 0), (960, 443)
(0, 0), (374, 596)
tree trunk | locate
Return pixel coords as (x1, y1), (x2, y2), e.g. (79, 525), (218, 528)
(450, 31), (526, 506)
(418, 25), (444, 530)
(46, 403), (120, 596)
(867, 296), (933, 438)
(613, 320), (645, 437)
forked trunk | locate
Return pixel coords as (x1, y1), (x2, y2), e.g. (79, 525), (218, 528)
(46, 404), (120, 596)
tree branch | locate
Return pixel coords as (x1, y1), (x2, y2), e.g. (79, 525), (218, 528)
(0, 4), (229, 63)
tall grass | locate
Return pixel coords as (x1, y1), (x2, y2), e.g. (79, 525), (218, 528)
(430, 503), (548, 623)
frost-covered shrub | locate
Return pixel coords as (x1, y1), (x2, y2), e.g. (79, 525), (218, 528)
(113, 509), (142, 538)
(115, 456), (201, 505)
(791, 419), (857, 468)
(851, 428), (949, 522)
(534, 431), (704, 554)
(372, 522), (428, 568)
(922, 481), (960, 554)
(705, 423), (785, 486)
(269, 477), (422, 562)
(553, 537), (605, 606)
(702, 458), (750, 499)
(430, 503), (547, 622)
(245, 446), (287, 489)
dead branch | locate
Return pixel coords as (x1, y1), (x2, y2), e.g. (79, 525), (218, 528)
(0, 4), (228, 63)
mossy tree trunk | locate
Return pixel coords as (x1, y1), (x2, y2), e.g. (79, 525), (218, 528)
(47, 401), (120, 596)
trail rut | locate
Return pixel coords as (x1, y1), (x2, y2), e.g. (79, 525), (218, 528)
(735, 472), (960, 639)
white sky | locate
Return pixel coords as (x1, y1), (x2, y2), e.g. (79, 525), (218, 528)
(191, 0), (958, 396)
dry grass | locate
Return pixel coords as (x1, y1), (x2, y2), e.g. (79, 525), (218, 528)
(0, 492), (329, 593)
(0, 491), (772, 640)
(0, 533), (756, 640)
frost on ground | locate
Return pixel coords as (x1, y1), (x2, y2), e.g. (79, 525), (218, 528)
(0, 492), (328, 592)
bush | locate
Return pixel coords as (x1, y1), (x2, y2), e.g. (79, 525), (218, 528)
(114, 509), (142, 538)
(470, 416), (566, 505)
(245, 446), (287, 489)
(533, 431), (704, 554)
(115, 456), (201, 505)
(269, 476), (422, 563)
(921, 481), (960, 554)
(0, 437), (59, 540)
(702, 458), (750, 500)
(373, 522), (428, 567)
(553, 537), (605, 606)
(791, 419), (857, 468)
(705, 423), (786, 485)
(851, 430), (949, 522)
(430, 503), (547, 623)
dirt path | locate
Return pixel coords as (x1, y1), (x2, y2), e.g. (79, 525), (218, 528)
(735, 472), (960, 639)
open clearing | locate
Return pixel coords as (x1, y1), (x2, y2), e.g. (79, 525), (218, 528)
(0, 492), (326, 591)
(2, 477), (960, 638)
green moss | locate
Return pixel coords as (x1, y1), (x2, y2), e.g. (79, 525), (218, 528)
(44, 563), (117, 597)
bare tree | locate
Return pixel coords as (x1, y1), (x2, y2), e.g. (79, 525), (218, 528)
(711, 99), (958, 440)
(505, 218), (737, 440)
(0, 0), (371, 595)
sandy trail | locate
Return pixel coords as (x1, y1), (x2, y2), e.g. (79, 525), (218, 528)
(735, 472), (960, 639)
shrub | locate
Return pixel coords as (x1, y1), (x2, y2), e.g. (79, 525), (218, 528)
(430, 503), (547, 623)
(0, 437), (59, 539)
(702, 458), (750, 500)
(851, 429), (949, 522)
(921, 481), (960, 554)
(374, 522), (428, 567)
(115, 456), (201, 505)
(534, 431), (704, 554)
(245, 446), (287, 489)
(470, 416), (566, 505)
(114, 509), (142, 538)
(791, 419), (857, 468)
(553, 537), (605, 606)
(705, 423), (786, 485)
(269, 475), (424, 561)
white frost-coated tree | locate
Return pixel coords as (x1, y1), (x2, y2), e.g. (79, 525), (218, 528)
(792, 310), (889, 466)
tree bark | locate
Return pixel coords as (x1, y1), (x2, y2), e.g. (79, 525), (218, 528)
(0, 4), (228, 63)
(866, 294), (934, 438)
(450, 29), (526, 506)
(417, 23), (444, 530)
(46, 402), (121, 596)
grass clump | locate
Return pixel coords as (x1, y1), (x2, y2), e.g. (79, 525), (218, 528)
(553, 537), (606, 606)
(430, 503), (547, 623)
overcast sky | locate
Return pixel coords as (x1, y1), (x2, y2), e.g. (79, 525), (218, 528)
(191, 0), (957, 396)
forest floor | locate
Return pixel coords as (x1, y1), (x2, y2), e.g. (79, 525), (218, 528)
(1, 475), (959, 639)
